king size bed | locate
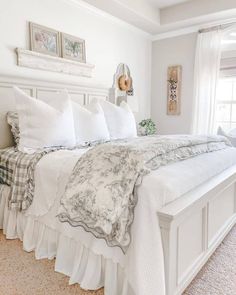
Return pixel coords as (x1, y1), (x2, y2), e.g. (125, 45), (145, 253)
(0, 76), (236, 295)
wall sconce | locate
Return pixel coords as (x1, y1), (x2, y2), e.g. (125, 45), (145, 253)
(109, 63), (134, 106)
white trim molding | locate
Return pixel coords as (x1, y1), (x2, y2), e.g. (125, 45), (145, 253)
(152, 17), (236, 41)
(16, 48), (95, 77)
(151, 25), (199, 41)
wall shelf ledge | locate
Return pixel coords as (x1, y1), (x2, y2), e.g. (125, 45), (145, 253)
(16, 48), (95, 77)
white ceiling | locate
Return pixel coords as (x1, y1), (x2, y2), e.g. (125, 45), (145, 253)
(147, 0), (191, 9)
(80, 0), (236, 36)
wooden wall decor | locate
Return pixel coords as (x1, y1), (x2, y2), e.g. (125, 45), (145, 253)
(167, 65), (182, 115)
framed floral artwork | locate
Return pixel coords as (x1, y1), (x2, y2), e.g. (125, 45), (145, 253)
(61, 33), (86, 63)
(29, 22), (60, 57)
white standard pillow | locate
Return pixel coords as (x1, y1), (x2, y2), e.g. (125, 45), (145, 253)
(72, 101), (110, 144)
(217, 126), (236, 147)
(99, 100), (137, 140)
(229, 128), (236, 137)
(14, 87), (76, 153)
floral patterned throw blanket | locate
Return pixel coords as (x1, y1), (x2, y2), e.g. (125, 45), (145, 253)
(57, 135), (231, 253)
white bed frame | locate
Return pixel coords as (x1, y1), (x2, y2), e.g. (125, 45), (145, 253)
(158, 166), (236, 295)
(0, 75), (236, 295)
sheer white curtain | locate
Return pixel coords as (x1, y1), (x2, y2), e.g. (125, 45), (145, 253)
(191, 29), (222, 134)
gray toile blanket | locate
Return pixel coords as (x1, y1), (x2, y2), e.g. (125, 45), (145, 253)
(57, 135), (231, 253)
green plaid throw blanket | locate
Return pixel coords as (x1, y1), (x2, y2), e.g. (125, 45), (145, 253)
(0, 141), (102, 211)
(0, 147), (59, 211)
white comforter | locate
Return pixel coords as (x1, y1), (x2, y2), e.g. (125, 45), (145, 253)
(22, 147), (236, 295)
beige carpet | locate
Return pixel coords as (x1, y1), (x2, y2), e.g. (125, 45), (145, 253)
(0, 226), (235, 295)
(0, 231), (103, 295)
(184, 225), (236, 295)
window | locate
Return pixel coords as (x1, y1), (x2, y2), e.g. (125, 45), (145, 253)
(216, 77), (236, 132)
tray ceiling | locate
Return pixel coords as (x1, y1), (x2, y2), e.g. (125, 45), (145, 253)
(147, 0), (191, 9)
(79, 0), (236, 37)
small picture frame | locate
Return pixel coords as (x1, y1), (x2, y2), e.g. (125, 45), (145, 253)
(61, 33), (86, 63)
(29, 22), (60, 57)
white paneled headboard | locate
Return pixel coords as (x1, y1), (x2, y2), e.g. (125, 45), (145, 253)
(0, 76), (109, 149)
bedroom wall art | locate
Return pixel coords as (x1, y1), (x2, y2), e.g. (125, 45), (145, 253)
(61, 33), (86, 63)
(29, 22), (86, 63)
(29, 22), (61, 57)
(17, 22), (91, 77)
(167, 65), (182, 115)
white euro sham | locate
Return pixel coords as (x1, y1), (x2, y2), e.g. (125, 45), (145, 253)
(14, 87), (76, 153)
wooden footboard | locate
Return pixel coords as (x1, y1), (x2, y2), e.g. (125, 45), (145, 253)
(157, 166), (236, 295)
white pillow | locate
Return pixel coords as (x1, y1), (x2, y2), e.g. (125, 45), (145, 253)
(99, 100), (137, 140)
(14, 87), (76, 153)
(229, 128), (236, 137)
(72, 101), (110, 144)
(217, 126), (236, 147)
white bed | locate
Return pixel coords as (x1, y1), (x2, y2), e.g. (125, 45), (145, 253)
(1, 76), (236, 295)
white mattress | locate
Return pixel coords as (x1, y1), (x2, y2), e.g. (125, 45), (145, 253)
(1, 147), (236, 295)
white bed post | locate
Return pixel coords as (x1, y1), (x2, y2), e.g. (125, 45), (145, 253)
(159, 216), (178, 295)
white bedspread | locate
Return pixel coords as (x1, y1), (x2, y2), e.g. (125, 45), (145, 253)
(22, 146), (236, 295)
(0, 147), (235, 295)
(29, 147), (236, 217)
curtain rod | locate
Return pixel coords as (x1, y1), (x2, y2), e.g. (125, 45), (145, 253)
(199, 21), (236, 33)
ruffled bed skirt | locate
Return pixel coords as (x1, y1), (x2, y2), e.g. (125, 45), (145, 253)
(0, 186), (134, 295)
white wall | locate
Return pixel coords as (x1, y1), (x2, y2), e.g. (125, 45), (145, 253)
(151, 33), (197, 134)
(0, 0), (152, 122)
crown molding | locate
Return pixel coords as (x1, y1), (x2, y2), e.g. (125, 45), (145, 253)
(60, 0), (236, 42)
(61, 0), (152, 39)
(151, 25), (199, 41)
(152, 18), (236, 42)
